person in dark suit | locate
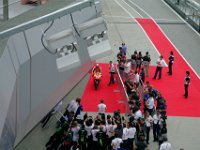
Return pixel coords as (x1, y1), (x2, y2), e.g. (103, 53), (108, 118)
(183, 71), (190, 98)
(168, 51), (174, 75)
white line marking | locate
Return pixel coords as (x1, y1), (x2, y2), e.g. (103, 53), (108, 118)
(127, 0), (152, 18)
(104, 15), (132, 19)
(121, 0), (143, 17)
(113, 0), (138, 19)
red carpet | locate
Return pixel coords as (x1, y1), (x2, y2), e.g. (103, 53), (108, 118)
(136, 18), (200, 117)
(81, 63), (126, 113)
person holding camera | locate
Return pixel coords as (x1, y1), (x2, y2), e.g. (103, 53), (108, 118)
(84, 116), (94, 150)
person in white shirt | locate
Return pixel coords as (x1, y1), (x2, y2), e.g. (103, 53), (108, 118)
(133, 71), (140, 88)
(84, 116), (94, 150)
(153, 111), (162, 142)
(145, 111), (153, 144)
(71, 121), (80, 142)
(122, 123), (129, 149)
(67, 98), (80, 114)
(91, 125), (99, 149)
(108, 61), (116, 86)
(159, 137), (172, 150)
(98, 99), (107, 115)
(153, 55), (165, 79)
(124, 60), (131, 79)
(127, 123), (136, 150)
(146, 93), (154, 116)
(111, 134), (123, 150)
(134, 109), (142, 120)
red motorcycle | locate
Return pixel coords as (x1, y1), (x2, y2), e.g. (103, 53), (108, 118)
(93, 72), (102, 90)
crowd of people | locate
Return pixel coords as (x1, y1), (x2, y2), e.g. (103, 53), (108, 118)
(117, 43), (170, 149)
(43, 43), (181, 150)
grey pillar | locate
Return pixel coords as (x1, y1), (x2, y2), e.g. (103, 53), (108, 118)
(3, 0), (9, 20)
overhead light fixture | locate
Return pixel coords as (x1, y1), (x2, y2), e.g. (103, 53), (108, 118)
(77, 17), (112, 60)
(46, 28), (75, 52)
(45, 28), (81, 72)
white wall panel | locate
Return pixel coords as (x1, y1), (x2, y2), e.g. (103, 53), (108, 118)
(12, 33), (30, 65)
(0, 83), (17, 150)
(0, 49), (16, 138)
(11, 33), (31, 145)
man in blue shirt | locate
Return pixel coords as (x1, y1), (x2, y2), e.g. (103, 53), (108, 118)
(121, 43), (127, 55)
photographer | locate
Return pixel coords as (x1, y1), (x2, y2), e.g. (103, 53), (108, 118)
(153, 111), (162, 142)
(84, 116), (94, 150)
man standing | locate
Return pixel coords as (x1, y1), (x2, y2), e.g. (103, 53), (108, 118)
(145, 93), (154, 116)
(133, 71), (140, 88)
(168, 51), (174, 75)
(183, 71), (190, 98)
(143, 51), (151, 76)
(96, 125), (107, 150)
(153, 56), (165, 80)
(108, 61), (116, 86)
(121, 43), (127, 55)
(124, 60), (131, 79)
(111, 133), (123, 150)
(159, 137), (172, 150)
(153, 111), (162, 142)
(98, 99), (107, 116)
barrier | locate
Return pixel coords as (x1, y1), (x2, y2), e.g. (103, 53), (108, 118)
(165, 0), (200, 32)
(115, 65), (130, 115)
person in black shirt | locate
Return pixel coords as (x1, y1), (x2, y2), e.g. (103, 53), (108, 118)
(131, 50), (138, 70)
(140, 68), (145, 86)
(136, 51), (143, 72)
(143, 52), (151, 76)
(117, 47), (123, 62)
(168, 51), (174, 75)
(124, 78), (134, 96)
(183, 71), (190, 98)
(135, 136), (147, 150)
(96, 126), (107, 150)
(78, 125), (87, 150)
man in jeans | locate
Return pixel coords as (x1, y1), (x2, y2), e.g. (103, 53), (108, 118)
(153, 55), (165, 80)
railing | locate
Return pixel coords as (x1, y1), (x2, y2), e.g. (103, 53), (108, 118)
(165, 0), (200, 32)
(115, 65), (130, 115)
